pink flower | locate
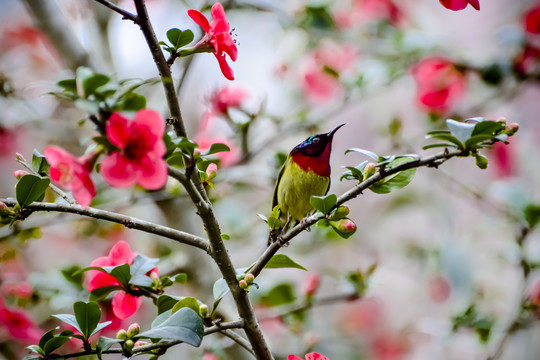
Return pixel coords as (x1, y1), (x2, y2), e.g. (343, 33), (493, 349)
(524, 3), (540, 34)
(200, 85), (249, 131)
(370, 332), (410, 360)
(0, 297), (42, 345)
(304, 273), (321, 297)
(188, 2), (238, 80)
(87, 241), (156, 319)
(411, 56), (466, 114)
(300, 42), (357, 103)
(489, 141), (515, 178)
(333, 0), (402, 28)
(428, 275), (451, 303)
(100, 110), (167, 190)
(439, 0), (480, 11)
(44, 146), (96, 207)
(0, 126), (18, 157)
(288, 352), (329, 360)
(514, 43), (540, 74)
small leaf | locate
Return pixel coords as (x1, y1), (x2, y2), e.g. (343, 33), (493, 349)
(32, 149), (50, 176)
(474, 154), (488, 169)
(91, 321), (112, 337)
(264, 254), (307, 271)
(166, 28), (194, 50)
(422, 143), (457, 150)
(26, 345), (43, 356)
(259, 283), (296, 307)
(119, 92), (146, 111)
(51, 314), (81, 334)
(472, 120), (504, 137)
(202, 143), (230, 156)
(370, 157), (416, 194)
(157, 295), (183, 314)
(39, 328), (57, 350)
(221, 234), (230, 240)
(108, 263), (131, 287)
(73, 301), (102, 339)
(16, 174), (50, 208)
(213, 278), (229, 302)
(43, 336), (71, 355)
(345, 148), (378, 160)
(96, 336), (123, 360)
(82, 74), (110, 97)
(137, 308), (204, 347)
(446, 119), (475, 144)
(57, 79), (77, 93)
(524, 204), (540, 229)
(171, 297), (200, 315)
(310, 194), (337, 215)
(130, 255), (159, 278)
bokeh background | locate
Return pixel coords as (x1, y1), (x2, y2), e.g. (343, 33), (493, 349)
(0, 0), (540, 359)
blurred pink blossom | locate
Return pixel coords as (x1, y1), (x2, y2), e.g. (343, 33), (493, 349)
(428, 275), (451, 303)
(0, 126), (18, 158)
(200, 85), (249, 131)
(370, 331), (410, 360)
(44, 146), (96, 207)
(514, 44), (540, 74)
(0, 297), (42, 345)
(188, 2), (237, 80)
(489, 141), (515, 178)
(300, 42), (357, 104)
(333, 0), (402, 28)
(439, 0), (480, 11)
(288, 352), (329, 360)
(411, 56), (466, 114)
(303, 273), (321, 298)
(101, 110), (167, 190)
(195, 134), (240, 167)
(87, 241), (157, 319)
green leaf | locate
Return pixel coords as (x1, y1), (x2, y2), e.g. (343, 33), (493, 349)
(166, 28), (194, 50)
(108, 263), (131, 287)
(136, 308), (204, 347)
(310, 194), (337, 215)
(61, 265), (84, 288)
(157, 295), (183, 314)
(259, 283), (296, 307)
(51, 314), (81, 334)
(474, 154), (488, 169)
(73, 301), (102, 339)
(472, 120), (504, 137)
(57, 78), (77, 93)
(464, 134), (494, 150)
(82, 73), (110, 97)
(340, 162), (367, 181)
(213, 278), (229, 302)
(32, 149), (50, 176)
(202, 143), (230, 156)
(171, 297), (200, 315)
(119, 92), (146, 111)
(96, 336), (123, 360)
(174, 137), (198, 156)
(39, 328), (57, 351)
(43, 336), (71, 355)
(422, 143), (458, 150)
(91, 321), (112, 337)
(26, 345), (43, 356)
(16, 174), (50, 207)
(345, 148), (378, 160)
(172, 273), (188, 284)
(89, 286), (120, 301)
(446, 119), (475, 144)
(370, 157), (416, 194)
(524, 204), (540, 229)
(221, 234), (230, 240)
(264, 254), (307, 271)
(426, 133), (464, 149)
(130, 255), (158, 286)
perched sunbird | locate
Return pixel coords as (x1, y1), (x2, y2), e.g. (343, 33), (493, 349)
(270, 123), (346, 243)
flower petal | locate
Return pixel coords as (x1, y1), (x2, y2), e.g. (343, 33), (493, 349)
(133, 109), (165, 140)
(108, 240), (136, 265)
(306, 353), (329, 360)
(106, 113), (131, 149)
(112, 292), (141, 319)
(101, 152), (138, 188)
(287, 356), (303, 360)
(135, 156), (168, 190)
(215, 53), (235, 80)
(188, 9), (211, 32)
(210, 3), (229, 33)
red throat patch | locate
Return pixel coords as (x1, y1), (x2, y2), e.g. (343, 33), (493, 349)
(291, 144), (332, 177)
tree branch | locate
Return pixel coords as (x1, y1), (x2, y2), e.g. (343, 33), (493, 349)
(250, 148), (466, 278)
(132, 0), (187, 137)
(0, 198), (210, 252)
(93, 0), (138, 22)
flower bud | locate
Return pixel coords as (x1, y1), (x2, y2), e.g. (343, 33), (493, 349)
(304, 273), (321, 298)
(116, 329), (128, 340)
(127, 323), (140, 337)
(329, 205), (350, 220)
(134, 340), (148, 347)
(506, 122), (519, 136)
(334, 219), (356, 233)
(239, 279), (248, 290)
(199, 304), (208, 318)
(124, 339), (134, 352)
(13, 170), (28, 180)
(245, 273), (255, 284)
(363, 162), (377, 180)
(0, 202), (8, 210)
(206, 163), (218, 181)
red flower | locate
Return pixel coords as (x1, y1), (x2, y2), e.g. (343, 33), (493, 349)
(411, 56), (466, 114)
(188, 2), (238, 80)
(439, 0), (480, 11)
(524, 3), (540, 34)
(288, 352), (329, 360)
(0, 297), (42, 345)
(514, 43), (540, 74)
(87, 241), (156, 319)
(101, 110), (167, 190)
(44, 146), (96, 207)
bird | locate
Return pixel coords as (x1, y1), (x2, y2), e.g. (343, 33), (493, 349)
(269, 123), (345, 243)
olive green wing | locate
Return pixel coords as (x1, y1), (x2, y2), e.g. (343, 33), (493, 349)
(272, 157), (289, 209)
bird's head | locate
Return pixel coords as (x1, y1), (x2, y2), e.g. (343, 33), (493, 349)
(290, 123), (346, 158)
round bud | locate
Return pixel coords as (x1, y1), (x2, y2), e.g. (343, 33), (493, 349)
(506, 122), (519, 136)
(245, 273), (255, 284)
(127, 323), (140, 337)
(363, 163), (377, 180)
(124, 339), (134, 352)
(199, 304), (209, 317)
(206, 163), (218, 181)
(329, 205), (350, 220)
(116, 329), (128, 340)
(13, 170), (28, 180)
(335, 219), (357, 233)
(239, 279), (248, 290)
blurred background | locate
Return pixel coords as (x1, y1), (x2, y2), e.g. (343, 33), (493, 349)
(0, 0), (539, 359)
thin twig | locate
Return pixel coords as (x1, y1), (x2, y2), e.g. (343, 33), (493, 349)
(220, 329), (256, 356)
(93, 0), (138, 22)
(0, 198), (210, 252)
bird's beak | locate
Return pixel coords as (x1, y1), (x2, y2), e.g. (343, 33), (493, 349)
(327, 123), (347, 137)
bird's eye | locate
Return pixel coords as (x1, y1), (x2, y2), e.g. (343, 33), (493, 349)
(312, 137), (320, 143)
